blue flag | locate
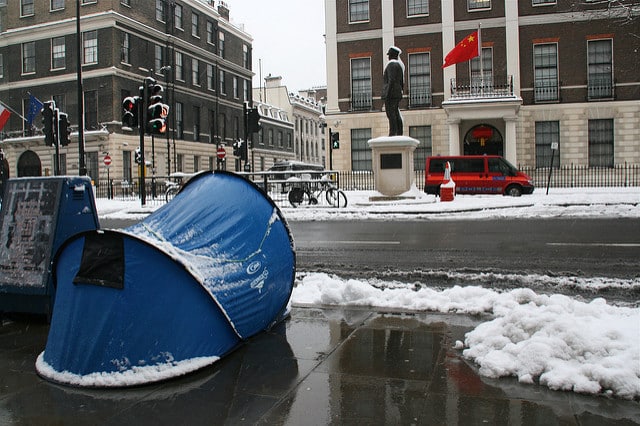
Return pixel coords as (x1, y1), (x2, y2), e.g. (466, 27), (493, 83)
(26, 94), (43, 126)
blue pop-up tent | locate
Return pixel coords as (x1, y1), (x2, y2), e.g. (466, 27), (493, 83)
(36, 171), (295, 387)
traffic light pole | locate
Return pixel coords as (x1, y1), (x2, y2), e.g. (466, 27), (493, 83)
(328, 128), (333, 171)
(53, 107), (60, 176)
(139, 84), (146, 206)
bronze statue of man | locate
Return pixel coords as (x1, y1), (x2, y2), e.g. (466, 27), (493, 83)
(382, 46), (404, 136)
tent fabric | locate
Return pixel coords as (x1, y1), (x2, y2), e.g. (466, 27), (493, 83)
(37, 171), (295, 387)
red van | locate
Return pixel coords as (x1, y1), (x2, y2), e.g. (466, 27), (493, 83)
(424, 155), (534, 196)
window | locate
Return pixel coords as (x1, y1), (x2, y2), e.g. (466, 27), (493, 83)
(233, 76), (239, 98)
(22, 42), (35, 74)
(21, 0), (34, 16)
(408, 53), (431, 107)
(121, 33), (130, 64)
(218, 32), (225, 58)
(219, 70), (226, 94)
(207, 21), (215, 45)
(219, 112), (226, 141)
(532, 0), (555, 4)
(155, 44), (163, 72)
(175, 4), (183, 30)
(409, 126), (432, 171)
(194, 155), (200, 173)
(349, 0), (369, 23)
(209, 109), (216, 143)
(468, 0), (491, 10)
(588, 39), (613, 100)
(83, 30), (98, 65)
(84, 90), (98, 130)
(470, 47), (493, 93)
(176, 102), (184, 139)
(177, 153), (184, 172)
(192, 58), (200, 86)
(243, 45), (249, 69)
(278, 131), (283, 148)
(51, 0), (65, 11)
(351, 57), (372, 110)
(52, 94), (65, 114)
(407, 0), (428, 16)
(243, 80), (249, 101)
(351, 128), (372, 171)
(268, 129), (274, 146)
(175, 52), (184, 80)
(533, 43), (558, 102)
(193, 106), (200, 141)
(535, 121), (560, 168)
(123, 151), (132, 183)
(192, 12), (200, 37)
(588, 119), (614, 168)
(155, 0), (165, 22)
(51, 37), (65, 70)
(207, 64), (215, 91)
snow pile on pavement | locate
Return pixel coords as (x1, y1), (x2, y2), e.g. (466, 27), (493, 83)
(292, 273), (640, 400)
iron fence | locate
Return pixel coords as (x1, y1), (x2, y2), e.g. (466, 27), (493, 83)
(94, 164), (639, 206)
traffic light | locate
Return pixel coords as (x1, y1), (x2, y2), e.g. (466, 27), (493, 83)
(58, 112), (71, 146)
(331, 132), (340, 149)
(135, 148), (142, 165)
(247, 107), (261, 134)
(233, 141), (241, 156)
(146, 84), (169, 134)
(122, 96), (139, 130)
(42, 102), (55, 146)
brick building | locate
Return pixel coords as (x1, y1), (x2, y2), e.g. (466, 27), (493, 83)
(0, 0), (291, 182)
(324, 0), (640, 172)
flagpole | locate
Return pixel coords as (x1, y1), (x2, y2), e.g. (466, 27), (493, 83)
(0, 100), (27, 123)
(478, 23), (483, 95)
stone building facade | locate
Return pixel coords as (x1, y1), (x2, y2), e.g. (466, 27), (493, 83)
(0, 0), (293, 183)
(324, 0), (640, 172)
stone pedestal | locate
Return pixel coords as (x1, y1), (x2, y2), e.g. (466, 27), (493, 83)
(367, 136), (420, 197)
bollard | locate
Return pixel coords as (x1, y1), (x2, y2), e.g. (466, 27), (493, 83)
(440, 161), (455, 202)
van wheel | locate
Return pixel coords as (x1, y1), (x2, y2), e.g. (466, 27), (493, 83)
(505, 185), (522, 197)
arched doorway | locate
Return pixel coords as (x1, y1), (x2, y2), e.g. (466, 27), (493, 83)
(17, 150), (42, 177)
(463, 124), (504, 156)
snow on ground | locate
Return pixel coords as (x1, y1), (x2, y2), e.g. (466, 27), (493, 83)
(292, 273), (640, 400)
(95, 187), (640, 400)
(96, 186), (640, 221)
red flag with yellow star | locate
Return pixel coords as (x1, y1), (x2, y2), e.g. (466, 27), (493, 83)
(442, 31), (479, 68)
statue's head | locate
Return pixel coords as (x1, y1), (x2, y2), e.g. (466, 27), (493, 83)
(387, 46), (401, 59)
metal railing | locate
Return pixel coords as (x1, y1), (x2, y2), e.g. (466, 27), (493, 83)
(450, 76), (514, 99)
(588, 77), (614, 100)
(351, 91), (372, 111)
(93, 164), (640, 205)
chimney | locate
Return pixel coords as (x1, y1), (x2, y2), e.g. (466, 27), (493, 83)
(265, 75), (283, 88)
(217, 1), (230, 21)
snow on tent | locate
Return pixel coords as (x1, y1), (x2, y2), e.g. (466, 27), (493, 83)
(36, 171), (295, 387)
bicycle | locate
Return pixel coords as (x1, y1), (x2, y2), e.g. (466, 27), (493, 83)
(288, 178), (347, 208)
(164, 172), (195, 203)
(165, 181), (181, 202)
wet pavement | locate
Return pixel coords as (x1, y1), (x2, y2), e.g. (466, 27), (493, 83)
(1, 306), (638, 425)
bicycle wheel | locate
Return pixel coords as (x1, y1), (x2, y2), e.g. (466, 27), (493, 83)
(165, 186), (179, 203)
(326, 188), (348, 207)
(288, 187), (305, 207)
